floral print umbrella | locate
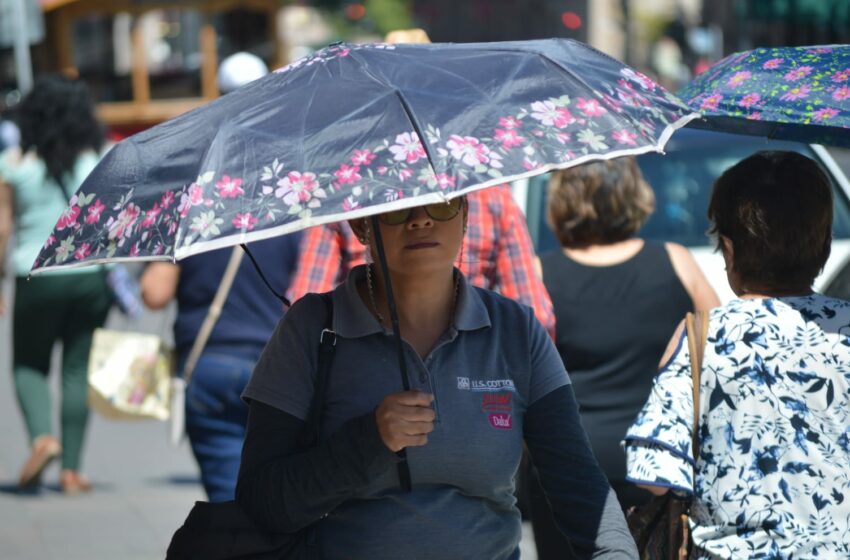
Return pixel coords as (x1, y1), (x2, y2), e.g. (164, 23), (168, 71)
(680, 45), (850, 147)
(32, 39), (697, 273)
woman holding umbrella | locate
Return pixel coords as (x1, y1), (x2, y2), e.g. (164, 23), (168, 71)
(236, 198), (638, 558)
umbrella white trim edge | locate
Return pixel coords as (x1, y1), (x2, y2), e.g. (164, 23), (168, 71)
(30, 111), (701, 274)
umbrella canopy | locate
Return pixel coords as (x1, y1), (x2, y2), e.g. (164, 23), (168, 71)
(31, 39), (697, 274)
(680, 45), (850, 147)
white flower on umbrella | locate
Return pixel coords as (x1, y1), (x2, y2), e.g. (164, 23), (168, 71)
(621, 68), (656, 90)
(275, 171), (324, 207)
(189, 211), (223, 238)
(577, 129), (609, 151)
(446, 135), (492, 167)
(389, 132), (427, 164)
(529, 100), (575, 128)
(55, 236), (75, 264)
(107, 203), (141, 242)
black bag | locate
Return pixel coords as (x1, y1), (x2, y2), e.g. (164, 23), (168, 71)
(166, 294), (336, 560)
(166, 500), (312, 559)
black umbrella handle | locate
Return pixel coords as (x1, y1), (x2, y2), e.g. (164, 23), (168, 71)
(371, 216), (413, 493)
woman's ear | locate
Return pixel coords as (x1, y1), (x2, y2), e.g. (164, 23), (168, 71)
(348, 218), (370, 246)
(720, 235), (734, 270)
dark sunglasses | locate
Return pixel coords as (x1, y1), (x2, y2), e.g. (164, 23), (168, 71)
(378, 198), (463, 226)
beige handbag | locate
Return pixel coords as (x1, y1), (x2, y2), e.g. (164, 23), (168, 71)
(87, 328), (175, 421)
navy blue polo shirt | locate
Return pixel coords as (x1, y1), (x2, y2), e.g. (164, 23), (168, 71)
(243, 265), (568, 560)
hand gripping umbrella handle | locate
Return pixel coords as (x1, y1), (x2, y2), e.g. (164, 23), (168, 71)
(371, 216), (413, 493)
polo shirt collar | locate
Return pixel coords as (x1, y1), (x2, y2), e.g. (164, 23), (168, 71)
(333, 265), (491, 339)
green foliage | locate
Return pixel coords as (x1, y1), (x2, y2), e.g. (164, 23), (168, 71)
(364, 0), (413, 34)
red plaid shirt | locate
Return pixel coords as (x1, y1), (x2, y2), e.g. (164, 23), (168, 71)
(287, 185), (555, 336)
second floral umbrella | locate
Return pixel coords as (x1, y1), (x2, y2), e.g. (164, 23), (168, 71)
(680, 44), (850, 147)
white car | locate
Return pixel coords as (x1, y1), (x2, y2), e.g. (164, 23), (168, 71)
(513, 128), (850, 303)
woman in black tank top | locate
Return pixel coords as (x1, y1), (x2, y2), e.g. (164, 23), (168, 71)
(529, 157), (718, 560)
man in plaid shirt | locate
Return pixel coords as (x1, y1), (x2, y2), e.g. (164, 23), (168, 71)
(287, 185), (555, 336)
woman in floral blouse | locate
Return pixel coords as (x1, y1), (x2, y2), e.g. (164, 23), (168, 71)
(624, 150), (850, 559)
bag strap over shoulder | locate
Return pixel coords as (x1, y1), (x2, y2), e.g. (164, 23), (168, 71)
(183, 247), (244, 384)
(685, 311), (709, 462)
(299, 292), (336, 450)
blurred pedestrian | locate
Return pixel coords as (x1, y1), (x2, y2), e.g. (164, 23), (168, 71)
(625, 150), (850, 558)
(140, 235), (301, 502)
(0, 75), (110, 494)
(287, 30), (555, 337)
(530, 156), (718, 559)
(139, 53), (297, 503)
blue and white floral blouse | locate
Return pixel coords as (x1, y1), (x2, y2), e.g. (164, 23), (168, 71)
(624, 295), (850, 559)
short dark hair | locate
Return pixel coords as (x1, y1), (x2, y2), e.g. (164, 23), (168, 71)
(708, 150), (832, 292)
(17, 74), (103, 184)
(547, 157), (654, 247)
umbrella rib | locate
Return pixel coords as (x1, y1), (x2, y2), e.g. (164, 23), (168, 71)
(389, 89), (440, 181)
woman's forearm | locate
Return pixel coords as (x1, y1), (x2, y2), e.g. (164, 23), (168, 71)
(524, 385), (638, 559)
(235, 401), (398, 532)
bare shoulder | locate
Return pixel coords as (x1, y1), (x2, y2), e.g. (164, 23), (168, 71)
(659, 319), (687, 369)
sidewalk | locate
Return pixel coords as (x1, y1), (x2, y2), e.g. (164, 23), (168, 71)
(0, 286), (203, 560)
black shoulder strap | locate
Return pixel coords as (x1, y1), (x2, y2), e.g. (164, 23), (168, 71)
(299, 292), (336, 449)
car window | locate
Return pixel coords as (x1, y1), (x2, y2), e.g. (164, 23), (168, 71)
(525, 133), (850, 254)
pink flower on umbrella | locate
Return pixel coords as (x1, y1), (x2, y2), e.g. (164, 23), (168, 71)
(762, 58), (784, 69)
(700, 94), (723, 110)
(56, 205), (80, 230)
(141, 203), (161, 228)
(780, 84), (811, 101)
(747, 112), (763, 121)
(740, 93), (761, 108)
(275, 171), (321, 206)
(577, 97), (607, 117)
(499, 116), (522, 130)
(85, 199), (105, 224)
(398, 168), (414, 181)
(612, 129), (638, 145)
(727, 71), (752, 87)
(555, 132), (571, 144)
(216, 175), (244, 199)
(833, 86), (850, 101)
(167, 220), (178, 236)
(129, 243), (141, 257)
(232, 212), (259, 230)
(434, 173), (455, 189)
(74, 243), (91, 261)
(813, 107), (840, 121)
(334, 164), (362, 185)
(529, 101), (575, 128)
(351, 149), (376, 166)
(784, 66), (813, 81)
(494, 128), (524, 149)
(377, 166), (388, 175)
(44, 234), (55, 248)
(160, 190), (175, 209)
(107, 203), (141, 241)
(188, 183), (205, 206)
(832, 69), (850, 83)
(389, 132), (426, 164)
(447, 135), (492, 166)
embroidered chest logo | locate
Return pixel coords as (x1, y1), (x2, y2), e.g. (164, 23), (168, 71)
(456, 377), (516, 392)
(482, 392), (513, 429)
(488, 413), (513, 430)
(482, 392), (512, 411)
